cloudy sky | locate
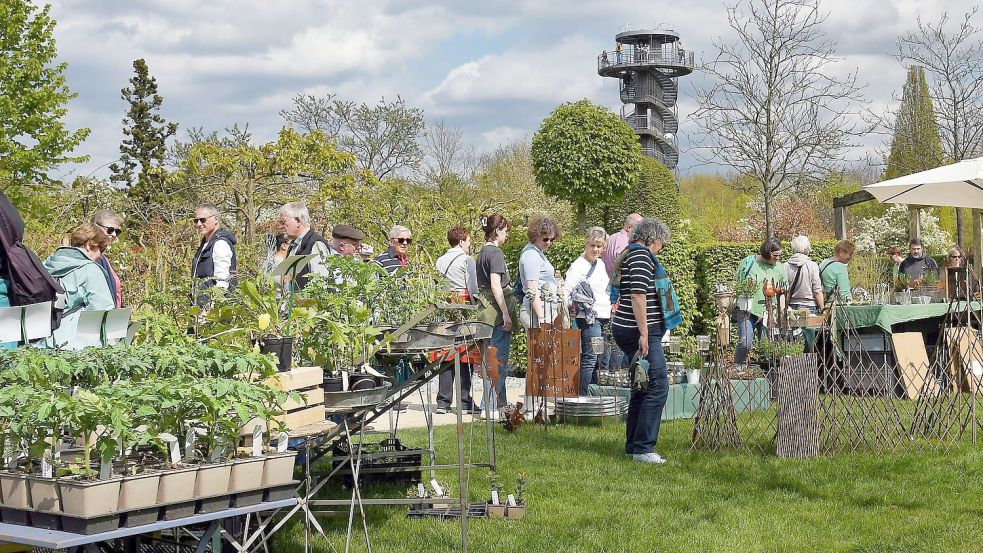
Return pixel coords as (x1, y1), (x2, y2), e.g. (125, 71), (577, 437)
(47, 0), (980, 181)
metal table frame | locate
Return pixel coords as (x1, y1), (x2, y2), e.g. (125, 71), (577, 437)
(0, 498), (296, 553)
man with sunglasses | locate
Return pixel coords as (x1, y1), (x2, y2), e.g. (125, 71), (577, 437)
(375, 225), (413, 275)
(191, 204), (237, 306)
(92, 209), (124, 308)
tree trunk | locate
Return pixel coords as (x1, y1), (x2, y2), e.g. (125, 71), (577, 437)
(577, 202), (587, 233)
(956, 208), (964, 247)
(763, 192), (774, 239)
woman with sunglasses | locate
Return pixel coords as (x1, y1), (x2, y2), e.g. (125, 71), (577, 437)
(734, 238), (788, 366)
(92, 209), (124, 308)
(43, 224), (115, 349)
(518, 215), (562, 329)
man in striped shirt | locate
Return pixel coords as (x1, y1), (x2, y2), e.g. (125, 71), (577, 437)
(611, 218), (671, 465)
(375, 225), (412, 275)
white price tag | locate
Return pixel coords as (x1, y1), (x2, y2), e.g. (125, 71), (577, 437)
(252, 425), (264, 457)
(209, 438), (228, 463)
(99, 452), (112, 480)
(430, 478), (444, 497)
(417, 483), (426, 498)
(507, 494), (517, 507)
(491, 490), (500, 505)
(276, 432), (289, 453)
(41, 455), (52, 478)
(184, 429), (197, 462)
(159, 433), (181, 465)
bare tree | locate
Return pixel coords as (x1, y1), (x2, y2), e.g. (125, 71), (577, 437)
(691, 0), (867, 239)
(281, 94), (425, 180)
(419, 119), (481, 185)
(897, 9), (983, 244)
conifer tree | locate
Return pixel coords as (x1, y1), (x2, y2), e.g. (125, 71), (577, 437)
(884, 66), (944, 179)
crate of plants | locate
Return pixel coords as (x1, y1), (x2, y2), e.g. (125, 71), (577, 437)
(329, 437), (423, 487)
(787, 308), (825, 329)
(0, 344), (300, 534)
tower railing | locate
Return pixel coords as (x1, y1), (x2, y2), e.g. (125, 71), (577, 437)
(598, 47), (695, 72)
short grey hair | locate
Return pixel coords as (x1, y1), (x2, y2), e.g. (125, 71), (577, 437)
(585, 226), (607, 245)
(790, 235), (811, 255)
(625, 213), (643, 227)
(195, 204), (220, 217)
(279, 201), (310, 225)
(92, 209), (123, 225)
(630, 217), (670, 246)
(389, 225), (411, 239)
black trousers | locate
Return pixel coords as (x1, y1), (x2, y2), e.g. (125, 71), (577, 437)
(437, 361), (475, 409)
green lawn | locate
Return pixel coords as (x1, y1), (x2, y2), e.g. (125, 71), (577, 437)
(272, 418), (983, 553)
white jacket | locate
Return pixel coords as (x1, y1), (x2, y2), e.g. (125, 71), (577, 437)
(563, 256), (612, 320)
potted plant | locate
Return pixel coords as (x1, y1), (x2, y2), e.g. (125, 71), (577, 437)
(506, 473), (526, 519)
(486, 471), (506, 518)
(734, 279), (756, 312)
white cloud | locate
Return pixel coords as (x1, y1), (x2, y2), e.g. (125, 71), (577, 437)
(481, 126), (528, 149)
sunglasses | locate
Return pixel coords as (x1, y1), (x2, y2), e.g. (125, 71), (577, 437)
(97, 223), (122, 236)
(950, 255), (963, 258)
(393, 237), (412, 245)
(193, 215), (217, 224)
(542, 237), (556, 244)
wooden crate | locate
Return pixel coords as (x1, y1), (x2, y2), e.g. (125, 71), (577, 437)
(265, 366), (323, 392)
(272, 406), (326, 432)
(283, 387), (325, 411)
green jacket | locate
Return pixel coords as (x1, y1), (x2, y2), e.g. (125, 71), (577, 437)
(819, 259), (852, 300)
(43, 247), (114, 349)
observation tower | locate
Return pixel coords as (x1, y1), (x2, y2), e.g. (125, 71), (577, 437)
(597, 29), (694, 169)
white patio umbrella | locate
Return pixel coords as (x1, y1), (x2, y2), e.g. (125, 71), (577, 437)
(863, 157), (983, 209)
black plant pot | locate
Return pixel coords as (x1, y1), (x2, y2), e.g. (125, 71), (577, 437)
(260, 336), (295, 373)
(349, 373), (376, 391)
(323, 376), (344, 392)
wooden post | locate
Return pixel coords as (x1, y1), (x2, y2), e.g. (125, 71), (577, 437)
(908, 206), (922, 241)
(833, 206), (848, 240)
(973, 209), (982, 277)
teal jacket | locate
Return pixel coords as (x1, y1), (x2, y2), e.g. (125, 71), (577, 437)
(0, 279), (15, 349)
(818, 259), (852, 300)
(42, 247), (114, 349)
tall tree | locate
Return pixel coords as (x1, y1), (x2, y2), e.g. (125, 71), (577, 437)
(588, 156), (681, 233)
(692, 0), (866, 239)
(0, 1), (89, 197)
(281, 94), (424, 180)
(110, 58), (178, 216)
(884, 66), (944, 179)
(531, 100), (640, 232)
(897, 9), (983, 245)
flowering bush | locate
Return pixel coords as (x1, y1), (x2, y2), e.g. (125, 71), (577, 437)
(853, 204), (951, 255)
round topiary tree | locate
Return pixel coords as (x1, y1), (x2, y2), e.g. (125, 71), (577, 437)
(531, 100), (641, 232)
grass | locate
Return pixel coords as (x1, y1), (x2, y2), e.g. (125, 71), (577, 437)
(271, 418), (983, 553)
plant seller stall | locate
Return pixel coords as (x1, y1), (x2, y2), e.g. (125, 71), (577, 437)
(0, 344), (299, 552)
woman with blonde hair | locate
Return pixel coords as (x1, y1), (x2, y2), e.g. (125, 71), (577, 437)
(43, 223), (115, 349)
(564, 226), (612, 394)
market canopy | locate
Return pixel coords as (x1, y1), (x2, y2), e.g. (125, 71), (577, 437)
(863, 157), (983, 210)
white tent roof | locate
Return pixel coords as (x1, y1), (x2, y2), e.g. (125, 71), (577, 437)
(863, 157), (983, 209)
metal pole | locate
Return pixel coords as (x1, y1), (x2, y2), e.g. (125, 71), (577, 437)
(454, 350), (469, 552)
(304, 438), (311, 553)
(481, 341), (496, 471)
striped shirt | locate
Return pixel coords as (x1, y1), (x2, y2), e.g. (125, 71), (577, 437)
(374, 246), (407, 275)
(612, 246), (663, 330)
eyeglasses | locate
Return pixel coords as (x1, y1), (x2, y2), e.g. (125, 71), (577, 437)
(394, 238), (412, 245)
(771, 250), (783, 257)
(193, 215), (217, 225)
(950, 255), (963, 258)
(97, 223), (122, 236)
(542, 237), (555, 244)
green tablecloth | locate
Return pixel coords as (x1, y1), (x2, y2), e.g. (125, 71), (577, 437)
(833, 303), (975, 335)
(590, 378), (770, 421)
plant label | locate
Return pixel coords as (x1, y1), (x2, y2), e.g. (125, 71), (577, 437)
(210, 438), (228, 463)
(252, 425), (263, 457)
(276, 432), (289, 453)
(430, 478), (444, 497)
(507, 494), (517, 507)
(99, 453), (112, 480)
(417, 483), (426, 498)
(491, 490), (500, 505)
(159, 433), (181, 465)
(41, 455), (52, 478)
(184, 429), (197, 461)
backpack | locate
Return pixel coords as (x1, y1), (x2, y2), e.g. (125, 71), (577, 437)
(615, 244), (682, 331)
(0, 192), (66, 330)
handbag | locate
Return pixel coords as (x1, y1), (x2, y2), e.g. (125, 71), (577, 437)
(629, 351), (650, 393)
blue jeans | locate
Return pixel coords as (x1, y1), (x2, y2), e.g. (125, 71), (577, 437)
(577, 318), (602, 395)
(613, 323), (669, 455)
(601, 319), (625, 372)
(482, 324), (511, 409)
(735, 312), (769, 365)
